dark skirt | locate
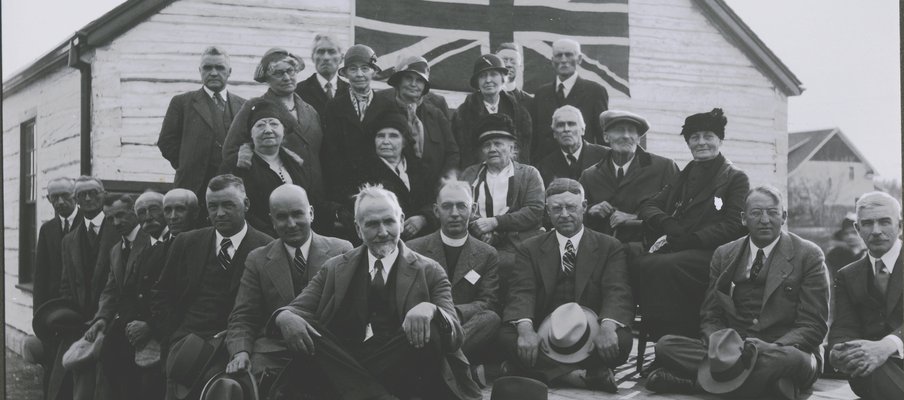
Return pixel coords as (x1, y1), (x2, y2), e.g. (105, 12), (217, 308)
(633, 248), (714, 339)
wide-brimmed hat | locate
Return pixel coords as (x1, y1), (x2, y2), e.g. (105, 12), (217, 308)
(470, 54), (509, 89)
(538, 303), (600, 364)
(599, 110), (650, 135)
(135, 338), (162, 368)
(62, 333), (105, 371)
(387, 55), (431, 94)
(476, 114), (517, 143)
(680, 108), (727, 140)
(167, 333), (227, 399)
(200, 370), (260, 400)
(253, 48), (305, 83)
(338, 44), (381, 77)
(22, 335), (44, 364)
(491, 376), (547, 400)
(698, 328), (758, 394)
(33, 298), (84, 341)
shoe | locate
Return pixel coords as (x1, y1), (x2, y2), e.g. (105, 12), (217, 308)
(553, 369), (588, 388)
(645, 367), (697, 394)
(585, 367), (618, 393)
(470, 364), (487, 388)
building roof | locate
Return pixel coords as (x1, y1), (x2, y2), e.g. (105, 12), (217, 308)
(3, 0), (804, 97)
(789, 128), (877, 175)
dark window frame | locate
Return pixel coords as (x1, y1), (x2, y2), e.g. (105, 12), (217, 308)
(19, 119), (37, 285)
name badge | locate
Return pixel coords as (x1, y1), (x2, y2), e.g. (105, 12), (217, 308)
(364, 323), (373, 342)
(464, 270), (481, 284)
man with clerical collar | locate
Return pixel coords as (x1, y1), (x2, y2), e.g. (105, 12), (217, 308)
(295, 34), (349, 115)
(266, 184), (480, 399)
(225, 184), (352, 390)
(580, 110), (679, 242)
(408, 179), (502, 384)
(830, 191), (904, 399)
(648, 185), (829, 399)
(500, 178), (633, 393)
(536, 105), (609, 187)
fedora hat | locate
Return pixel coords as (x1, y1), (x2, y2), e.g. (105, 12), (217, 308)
(62, 332), (105, 371)
(22, 335), (44, 364)
(167, 333), (227, 399)
(338, 44), (381, 77)
(33, 298), (84, 341)
(387, 55), (430, 94)
(537, 303), (600, 364)
(698, 328), (758, 394)
(200, 370), (260, 400)
(135, 338), (162, 368)
(470, 54), (509, 89)
(599, 110), (650, 135)
(491, 376), (547, 400)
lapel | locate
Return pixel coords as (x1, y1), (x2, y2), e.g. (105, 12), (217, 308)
(263, 239), (296, 304)
(538, 233), (560, 299)
(566, 77), (584, 102)
(573, 231), (599, 301)
(229, 228), (260, 291)
(885, 248), (904, 315)
(712, 238), (746, 315)
(339, 92), (363, 126)
(618, 149), (650, 189)
(451, 237), (477, 286)
(421, 232), (449, 272)
(329, 247), (366, 323)
(67, 227), (87, 305)
(762, 233), (795, 304)
(190, 228), (218, 286)
(307, 234), (333, 276)
(394, 244), (419, 319)
(263, 91), (310, 146)
(375, 157), (411, 195)
(226, 92), (243, 116)
(506, 163), (522, 206)
(191, 89), (216, 130)
(684, 159), (733, 210)
(848, 257), (879, 308)
(305, 74), (327, 105)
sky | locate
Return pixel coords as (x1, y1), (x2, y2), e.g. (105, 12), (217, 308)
(2, 0), (901, 180)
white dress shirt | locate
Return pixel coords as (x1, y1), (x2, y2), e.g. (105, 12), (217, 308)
(562, 143), (584, 165)
(316, 73), (339, 97)
(215, 223), (248, 258)
(283, 233), (313, 261)
(60, 210), (77, 231)
(368, 246), (399, 282)
(745, 235), (781, 278)
(150, 227), (169, 246)
(869, 239), (903, 358)
(202, 85), (229, 101)
(84, 211), (105, 234)
(555, 73), (579, 98)
(611, 154), (635, 176)
(476, 162), (515, 218)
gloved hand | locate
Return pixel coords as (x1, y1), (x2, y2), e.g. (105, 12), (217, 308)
(237, 143), (254, 169)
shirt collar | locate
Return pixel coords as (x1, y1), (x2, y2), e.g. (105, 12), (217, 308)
(869, 239), (902, 274)
(202, 85), (228, 99)
(487, 162), (515, 179)
(440, 231), (468, 247)
(216, 222), (248, 251)
(85, 211), (105, 231)
(748, 235), (782, 262)
(61, 209), (77, 226)
(150, 226), (169, 246)
(368, 245), (400, 275)
(380, 156), (407, 172)
(555, 73), (579, 96)
(283, 234), (314, 260)
(124, 224), (141, 242)
(562, 142), (584, 163)
(612, 154), (635, 173)
(556, 227), (584, 254)
(316, 73), (338, 90)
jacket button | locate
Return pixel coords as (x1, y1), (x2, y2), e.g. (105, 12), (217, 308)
(138, 294), (144, 299)
(752, 318), (759, 325)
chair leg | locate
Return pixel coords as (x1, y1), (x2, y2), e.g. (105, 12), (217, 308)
(636, 334), (647, 374)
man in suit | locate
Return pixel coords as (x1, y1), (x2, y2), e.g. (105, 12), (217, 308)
(294, 34), (348, 116)
(536, 105), (609, 187)
(225, 184), (352, 381)
(51, 176), (121, 400)
(530, 39), (608, 161)
(33, 176), (82, 397)
(496, 42), (533, 108)
(830, 191), (904, 399)
(162, 188), (199, 237)
(500, 178), (633, 393)
(158, 46), (246, 225)
(151, 174), (272, 400)
(407, 180), (501, 365)
(268, 184), (481, 400)
(580, 110), (679, 242)
(648, 186), (829, 399)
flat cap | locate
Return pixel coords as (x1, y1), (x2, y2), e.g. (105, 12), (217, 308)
(599, 110), (650, 135)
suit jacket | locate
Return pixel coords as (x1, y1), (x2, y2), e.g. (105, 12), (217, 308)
(158, 88), (246, 195)
(150, 226), (272, 343)
(536, 141), (609, 187)
(60, 216), (121, 319)
(389, 100), (460, 184)
(33, 211), (83, 311)
(460, 162), (545, 249)
(530, 77), (608, 161)
(407, 232), (501, 319)
(504, 229), (633, 325)
(580, 148), (680, 240)
(702, 232), (830, 354)
(222, 90), (324, 194)
(354, 155), (436, 225)
(227, 235), (352, 357)
(294, 73), (350, 116)
(829, 247), (903, 348)
(637, 154), (749, 249)
(94, 230), (152, 323)
(506, 88), (533, 111)
(452, 91), (533, 167)
(269, 243), (481, 400)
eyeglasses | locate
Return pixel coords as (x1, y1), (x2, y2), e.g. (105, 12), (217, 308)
(75, 189), (104, 200)
(548, 205), (581, 214)
(268, 68), (298, 78)
(439, 202), (471, 212)
(747, 209), (782, 218)
(48, 192), (73, 201)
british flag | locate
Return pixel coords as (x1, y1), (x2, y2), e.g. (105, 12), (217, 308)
(355, 0), (630, 96)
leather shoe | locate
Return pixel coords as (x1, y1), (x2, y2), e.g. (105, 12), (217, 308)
(645, 367), (697, 394)
(585, 367), (618, 393)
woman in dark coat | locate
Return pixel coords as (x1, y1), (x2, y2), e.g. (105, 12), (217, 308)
(220, 99), (324, 237)
(634, 108), (750, 338)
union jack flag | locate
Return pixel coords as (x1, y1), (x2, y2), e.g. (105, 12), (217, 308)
(355, 0), (630, 96)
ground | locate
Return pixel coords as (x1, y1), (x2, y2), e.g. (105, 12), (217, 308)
(6, 349), (44, 400)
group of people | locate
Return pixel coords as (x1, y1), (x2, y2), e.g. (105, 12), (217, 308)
(27, 32), (901, 400)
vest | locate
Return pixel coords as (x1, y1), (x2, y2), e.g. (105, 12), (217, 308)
(178, 249), (243, 339)
(731, 247), (772, 337)
(547, 266), (577, 317)
(368, 258), (401, 339)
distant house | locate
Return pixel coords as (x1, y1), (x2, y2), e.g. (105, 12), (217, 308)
(3, 0), (802, 352)
(788, 128), (876, 227)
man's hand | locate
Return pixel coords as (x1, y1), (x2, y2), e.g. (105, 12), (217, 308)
(609, 211), (636, 229)
(403, 302), (437, 349)
(125, 320), (151, 346)
(830, 343), (860, 373)
(588, 201), (615, 219)
(226, 351), (252, 374)
(843, 339), (897, 378)
(516, 321), (542, 367)
(275, 311), (321, 355)
(470, 217), (499, 235)
(593, 321), (620, 362)
(402, 216), (428, 239)
(84, 319), (106, 342)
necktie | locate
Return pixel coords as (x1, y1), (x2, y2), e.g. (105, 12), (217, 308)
(325, 82), (333, 99)
(556, 83), (566, 105)
(478, 168), (494, 218)
(218, 238), (233, 270)
(372, 259), (385, 292)
(62, 218), (70, 234)
(566, 154), (578, 166)
(563, 240), (576, 276)
(616, 166), (625, 182)
(214, 92), (226, 112)
(87, 222), (98, 247)
(875, 259), (890, 296)
(294, 248), (307, 278)
(749, 249), (765, 281)
(122, 239), (132, 261)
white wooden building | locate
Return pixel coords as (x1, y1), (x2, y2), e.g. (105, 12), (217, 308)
(3, 0), (802, 351)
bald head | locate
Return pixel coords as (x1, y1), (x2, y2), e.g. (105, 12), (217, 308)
(163, 188), (199, 235)
(136, 191), (166, 238)
(270, 184), (313, 246)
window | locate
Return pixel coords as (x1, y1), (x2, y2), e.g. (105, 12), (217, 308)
(19, 120), (37, 285)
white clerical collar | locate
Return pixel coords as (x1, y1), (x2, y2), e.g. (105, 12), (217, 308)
(283, 234), (313, 261)
(216, 223), (248, 252)
(869, 239), (902, 275)
(85, 211), (105, 231)
(202, 85), (228, 100)
(556, 228), (584, 254)
(440, 231), (468, 247)
(555, 73), (579, 97)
